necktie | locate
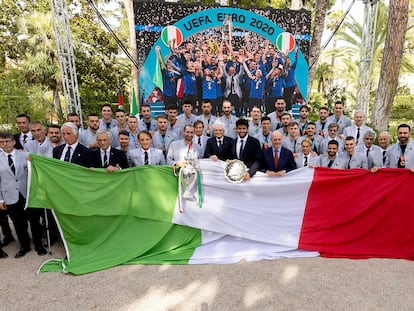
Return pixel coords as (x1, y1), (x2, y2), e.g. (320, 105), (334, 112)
(366, 148), (370, 158)
(274, 148), (279, 169)
(356, 128), (360, 144)
(304, 155), (308, 167)
(103, 151), (108, 168)
(8, 154), (15, 175)
(64, 146), (71, 162)
(382, 150), (386, 165)
(328, 159), (334, 168)
(239, 139), (244, 159)
(23, 134), (28, 144)
(218, 140), (223, 153)
(198, 137), (201, 146)
(231, 76), (235, 94)
(348, 154), (352, 169)
(144, 151), (149, 165)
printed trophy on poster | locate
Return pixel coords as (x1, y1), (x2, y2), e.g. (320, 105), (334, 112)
(222, 15), (233, 44)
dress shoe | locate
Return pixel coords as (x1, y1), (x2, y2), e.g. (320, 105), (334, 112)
(35, 246), (47, 256)
(15, 247), (31, 258)
(1, 235), (15, 247)
(0, 248), (7, 258)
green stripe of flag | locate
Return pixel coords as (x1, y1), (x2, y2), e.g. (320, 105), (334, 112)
(29, 155), (202, 275)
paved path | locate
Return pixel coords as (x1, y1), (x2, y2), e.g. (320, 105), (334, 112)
(1, 242), (413, 311)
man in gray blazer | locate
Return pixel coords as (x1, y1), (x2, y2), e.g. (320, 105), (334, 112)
(216, 100), (238, 139)
(343, 110), (373, 146)
(38, 125), (63, 158)
(152, 115), (178, 159)
(340, 136), (368, 169)
(192, 120), (208, 158)
(79, 113), (100, 149)
(356, 131), (383, 169)
(319, 123), (344, 155)
(129, 131), (165, 166)
(327, 101), (352, 135)
(0, 132), (46, 257)
(318, 140), (346, 169)
(385, 124), (414, 169)
(23, 121), (48, 154)
(294, 138), (319, 168)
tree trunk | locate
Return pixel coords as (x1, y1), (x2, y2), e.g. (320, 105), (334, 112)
(52, 84), (63, 119)
(123, 0), (139, 111)
(307, 0), (329, 100)
(371, 0), (409, 131)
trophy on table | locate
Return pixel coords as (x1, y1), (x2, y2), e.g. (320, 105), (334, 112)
(179, 149), (198, 200)
(177, 149), (202, 213)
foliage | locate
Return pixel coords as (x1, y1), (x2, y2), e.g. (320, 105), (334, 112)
(0, 0), (130, 127)
(313, 1), (414, 124)
(0, 69), (53, 128)
(390, 95), (414, 121)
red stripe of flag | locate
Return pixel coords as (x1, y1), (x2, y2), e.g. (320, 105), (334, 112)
(299, 167), (414, 259)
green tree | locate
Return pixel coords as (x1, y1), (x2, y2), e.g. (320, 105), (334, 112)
(327, 2), (414, 117)
(17, 10), (63, 117)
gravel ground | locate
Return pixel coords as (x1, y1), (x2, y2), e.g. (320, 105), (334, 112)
(1, 241), (413, 311)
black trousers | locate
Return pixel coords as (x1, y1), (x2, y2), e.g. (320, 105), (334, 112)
(227, 94), (242, 117)
(7, 193), (43, 249)
(283, 86), (295, 111)
(0, 209), (13, 239)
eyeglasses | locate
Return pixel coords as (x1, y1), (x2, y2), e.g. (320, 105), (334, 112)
(0, 140), (13, 145)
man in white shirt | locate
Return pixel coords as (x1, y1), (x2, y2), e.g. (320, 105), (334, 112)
(167, 125), (202, 166)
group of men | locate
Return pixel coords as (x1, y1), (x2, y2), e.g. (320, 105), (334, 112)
(155, 34), (299, 117)
(1, 99), (413, 259)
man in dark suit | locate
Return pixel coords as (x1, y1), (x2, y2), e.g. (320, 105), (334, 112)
(53, 122), (90, 167)
(229, 119), (261, 181)
(13, 113), (33, 150)
(89, 131), (129, 170)
(261, 130), (296, 176)
(204, 122), (233, 161)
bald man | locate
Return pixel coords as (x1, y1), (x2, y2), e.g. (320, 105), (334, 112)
(261, 130), (296, 176)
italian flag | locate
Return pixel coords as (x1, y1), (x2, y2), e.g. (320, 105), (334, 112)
(161, 25), (183, 48)
(27, 155), (414, 275)
(276, 32), (295, 53)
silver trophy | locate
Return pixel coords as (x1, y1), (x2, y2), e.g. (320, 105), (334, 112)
(224, 159), (248, 183)
(222, 15), (233, 43)
(179, 150), (199, 200)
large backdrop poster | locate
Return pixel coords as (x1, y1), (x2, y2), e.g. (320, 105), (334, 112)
(134, 1), (311, 105)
